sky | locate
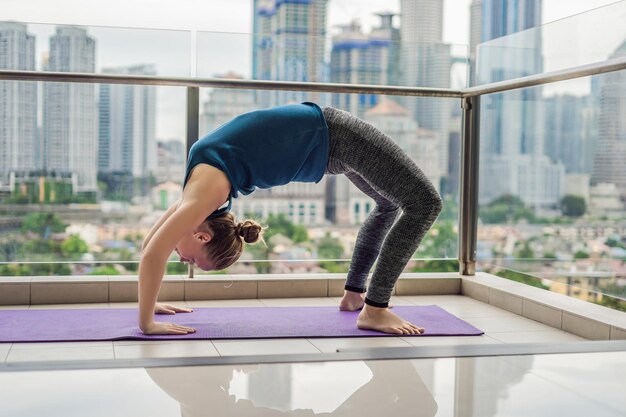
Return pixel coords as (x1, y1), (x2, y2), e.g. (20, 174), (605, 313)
(1, 0), (622, 139)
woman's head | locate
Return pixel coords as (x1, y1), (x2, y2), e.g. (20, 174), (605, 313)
(175, 212), (266, 271)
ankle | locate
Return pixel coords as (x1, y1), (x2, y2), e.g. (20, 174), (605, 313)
(362, 304), (388, 315)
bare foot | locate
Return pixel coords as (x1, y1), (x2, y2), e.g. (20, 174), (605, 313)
(339, 290), (365, 311)
(357, 304), (424, 335)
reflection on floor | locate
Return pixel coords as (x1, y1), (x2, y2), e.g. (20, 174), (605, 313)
(2, 352), (626, 416)
(0, 295), (585, 363)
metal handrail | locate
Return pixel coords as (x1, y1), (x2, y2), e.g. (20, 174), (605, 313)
(463, 57), (626, 97)
(0, 70), (463, 98)
(1, 56), (625, 97)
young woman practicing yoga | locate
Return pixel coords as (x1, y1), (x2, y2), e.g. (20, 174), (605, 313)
(138, 102), (442, 336)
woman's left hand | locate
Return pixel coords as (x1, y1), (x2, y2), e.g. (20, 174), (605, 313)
(154, 302), (193, 315)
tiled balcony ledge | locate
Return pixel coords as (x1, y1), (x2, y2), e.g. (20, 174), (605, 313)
(1, 271), (625, 341)
(462, 273), (626, 341)
(0, 272), (461, 305)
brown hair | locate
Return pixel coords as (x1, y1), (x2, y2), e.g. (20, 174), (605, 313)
(201, 212), (267, 271)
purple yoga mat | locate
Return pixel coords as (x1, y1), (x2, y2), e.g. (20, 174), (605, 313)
(0, 305), (483, 343)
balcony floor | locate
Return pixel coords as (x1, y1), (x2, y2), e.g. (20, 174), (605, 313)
(0, 295), (585, 363)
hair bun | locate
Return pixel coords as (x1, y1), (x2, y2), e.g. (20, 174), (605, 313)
(236, 220), (264, 244)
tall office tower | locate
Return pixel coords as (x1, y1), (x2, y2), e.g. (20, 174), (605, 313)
(330, 14), (399, 117)
(199, 71), (256, 135)
(98, 64), (157, 179)
(468, 0), (483, 86)
(252, 0), (328, 108)
(43, 26), (97, 193)
(475, 0), (562, 208)
(0, 22), (37, 189)
(544, 94), (594, 174)
(400, 0), (451, 191)
(591, 40), (626, 195)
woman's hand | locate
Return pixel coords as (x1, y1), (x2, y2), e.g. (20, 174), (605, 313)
(155, 302), (193, 315)
(141, 321), (197, 335)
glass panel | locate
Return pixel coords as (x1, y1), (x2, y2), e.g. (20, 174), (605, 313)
(474, 0), (626, 86)
(477, 69), (626, 310)
(0, 21), (191, 76)
(197, 30), (468, 88)
(0, 79), (186, 276)
(3, 352), (626, 416)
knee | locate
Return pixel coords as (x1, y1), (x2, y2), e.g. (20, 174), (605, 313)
(404, 188), (442, 218)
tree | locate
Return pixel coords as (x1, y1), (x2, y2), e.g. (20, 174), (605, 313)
(479, 194), (536, 224)
(317, 232), (345, 272)
(414, 221), (458, 258)
(574, 250), (589, 259)
(21, 212), (66, 237)
(61, 235), (89, 259)
(561, 195), (586, 217)
(262, 213), (309, 244)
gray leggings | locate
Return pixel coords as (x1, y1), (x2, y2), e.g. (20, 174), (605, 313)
(322, 107), (443, 308)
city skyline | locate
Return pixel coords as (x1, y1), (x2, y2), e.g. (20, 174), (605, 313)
(0, 0), (620, 141)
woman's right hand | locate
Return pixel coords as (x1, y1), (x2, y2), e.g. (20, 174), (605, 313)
(141, 321), (197, 335)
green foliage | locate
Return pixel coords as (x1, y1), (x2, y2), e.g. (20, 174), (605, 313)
(605, 237), (626, 250)
(166, 262), (190, 274)
(543, 252), (557, 260)
(89, 265), (120, 275)
(61, 235), (89, 258)
(21, 213), (66, 236)
(262, 213), (309, 244)
(414, 221), (458, 258)
(317, 232), (345, 272)
(411, 259), (459, 272)
(479, 194), (536, 224)
(560, 195), (586, 217)
(574, 250), (590, 259)
(495, 269), (549, 290)
(515, 242), (535, 259)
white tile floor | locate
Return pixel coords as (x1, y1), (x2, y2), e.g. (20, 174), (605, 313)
(1, 295), (587, 363)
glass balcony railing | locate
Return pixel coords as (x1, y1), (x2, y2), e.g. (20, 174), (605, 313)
(474, 0), (626, 308)
(0, 1), (625, 313)
(0, 21), (464, 278)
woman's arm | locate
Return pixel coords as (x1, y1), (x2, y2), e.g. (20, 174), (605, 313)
(138, 164), (231, 335)
(141, 199), (181, 253)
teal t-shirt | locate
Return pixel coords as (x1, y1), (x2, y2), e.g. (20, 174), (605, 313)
(183, 102), (330, 219)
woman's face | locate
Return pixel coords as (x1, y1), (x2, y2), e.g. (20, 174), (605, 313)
(174, 231), (214, 271)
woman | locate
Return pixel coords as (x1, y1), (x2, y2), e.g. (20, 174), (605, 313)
(138, 102), (442, 335)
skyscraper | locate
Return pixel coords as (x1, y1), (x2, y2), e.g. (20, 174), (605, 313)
(0, 22), (37, 189)
(252, 0), (328, 107)
(400, 0), (451, 189)
(591, 39), (626, 195)
(330, 14), (399, 117)
(475, 0), (564, 208)
(199, 71), (256, 135)
(43, 26), (97, 193)
(98, 64), (157, 179)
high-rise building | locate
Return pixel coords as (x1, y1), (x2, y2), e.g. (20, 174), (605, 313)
(468, 0), (483, 86)
(252, 0), (328, 107)
(474, 1), (563, 208)
(199, 71), (256, 135)
(98, 64), (157, 179)
(329, 14), (399, 117)
(43, 26), (97, 193)
(544, 94), (594, 174)
(0, 22), (37, 190)
(591, 39), (626, 195)
(400, 0), (451, 188)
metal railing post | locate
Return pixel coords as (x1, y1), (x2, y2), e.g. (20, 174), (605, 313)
(459, 95), (481, 276)
(186, 86), (200, 278)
